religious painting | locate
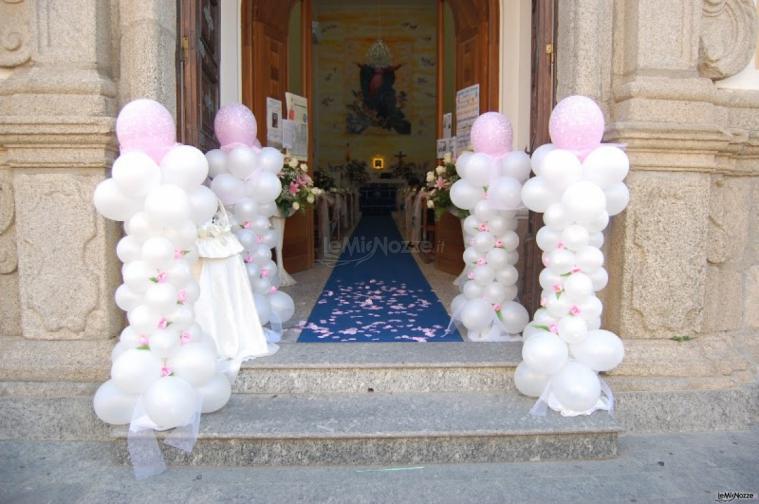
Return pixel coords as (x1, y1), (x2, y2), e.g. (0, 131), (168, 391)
(347, 40), (411, 135)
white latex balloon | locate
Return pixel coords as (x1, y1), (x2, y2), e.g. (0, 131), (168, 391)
(530, 143), (555, 176)
(169, 344), (217, 386)
(604, 182), (630, 216)
(473, 200), (496, 221)
(521, 176), (557, 213)
(127, 304), (162, 334)
(93, 178), (142, 222)
(487, 216), (508, 236)
(486, 248), (509, 269)
(122, 260), (154, 294)
(206, 149), (228, 178)
(514, 361), (550, 398)
(164, 219), (198, 249)
(269, 290), (295, 322)
(451, 294), (467, 315)
(547, 248), (576, 275)
(160, 145), (209, 190)
(141, 237), (175, 269)
(487, 176), (523, 211)
(473, 265), (495, 286)
(561, 181), (607, 224)
(557, 316), (588, 344)
(589, 267), (609, 291)
(227, 146), (259, 179)
(188, 185), (219, 226)
(166, 261), (193, 287)
(563, 272), (593, 301)
(249, 170), (282, 203)
(455, 151), (473, 178)
(543, 204), (571, 230)
(168, 305), (194, 329)
(463, 247), (482, 264)
(117, 235), (143, 263)
(93, 379), (138, 425)
(254, 293), (271, 325)
(500, 150), (532, 183)
(125, 211), (158, 241)
(585, 211), (610, 233)
(234, 198), (259, 223)
(148, 327), (181, 359)
(498, 301), (529, 333)
(497, 230), (519, 251)
(259, 147), (285, 174)
(522, 331), (569, 375)
(560, 225), (590, 251)
(144, 282), (179, 315)
(575, 246), (604, 273)
(589, 232), (605, 249)
(577, 296), (603, 321)
(111, 348), (162, 395)
(496, 265), (518, 286)
(115, 284), (141, 312)
(450, 179), (484, 211)
(464, 152), (496, 187)
(536, 227), (560, 252)
(211, 173), (245, 205)
(545, 291), (571, 319)
(539, 268), (562, 291)
(197, 373), (232, 413)
(251, 246), (272, 265)
(541, 149), (582, 192)
(112, 151), (161, 197)
(144, 184), (192, 226)
(551, 361), (602, 412)
(460, 298), (493, 331)
(236, 229), (256, 250)
(463, 280), (483, 299)
(571, 329), (624, 372)
(143, 376), (198, 429)
(582, 145), (629, 188)
(250, 215), (271, 233)
(256, 201), (278, 218)
(472, 231), (495, 254)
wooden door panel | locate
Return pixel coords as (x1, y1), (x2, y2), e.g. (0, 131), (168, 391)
(435, 212), (465, 275)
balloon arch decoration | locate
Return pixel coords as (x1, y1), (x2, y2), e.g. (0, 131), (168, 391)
(92, 95), (628, 477)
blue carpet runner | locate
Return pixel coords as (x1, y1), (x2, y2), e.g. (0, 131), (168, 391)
(297, 215), (462, 342)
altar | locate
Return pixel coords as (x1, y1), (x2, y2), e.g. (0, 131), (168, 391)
(359, 178), (406, 215)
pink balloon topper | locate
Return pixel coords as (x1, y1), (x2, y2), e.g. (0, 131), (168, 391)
(214, 103), (258, 150)
(548, 95), (605, 157)
(470, 111), (513, 156)
(115, 98), (176, 164)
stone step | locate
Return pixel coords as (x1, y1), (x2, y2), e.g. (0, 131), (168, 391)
(111, 391), (621, 466)
(235, 342), (522, 394)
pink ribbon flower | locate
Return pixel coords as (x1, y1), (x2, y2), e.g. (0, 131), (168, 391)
(180, 331), (192, 344)
(549, 323), (559, 334)
(493, 303), (502, 312)
(261, 269), (270, 278)
(557, 241), (566, 250)
(157, 318), (168, 329)
(177, 289), (187, 304)
(495, 240), (504, 248)
(174, 249), (183, 260)
(571, 266), (581, 274)
(270, 286), (278, 294)
(156, 272), (168, 283)
(540, 297), (547, 307)
(478, 223), (489, 232)
(243, 221), (252, 229)
(476, 258), (486, 266)
(552, 283), (563, 294)
(138, 335), (149, 346)
(244, 254), (253, 264)
(467, 271), (475, 280)
(160, 366), (172, 377)
(570, 305), (581, 316)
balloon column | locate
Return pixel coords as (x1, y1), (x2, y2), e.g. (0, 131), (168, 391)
(92, 99), (232, 428)
(514, 95), (629, 416)
(206, 104), (295, 334)
(449, 112), (531, 341)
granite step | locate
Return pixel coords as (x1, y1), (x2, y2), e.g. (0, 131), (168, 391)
(111, 391), (621, 466)
(235, 342), (522, 394)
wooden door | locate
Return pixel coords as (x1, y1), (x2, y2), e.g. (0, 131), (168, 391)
(177, 0), (221, 152)
(242, 0), (315, 273)
(523, 0), (558, 315)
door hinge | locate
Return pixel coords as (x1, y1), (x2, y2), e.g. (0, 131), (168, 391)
(180, 36), (189, 62)
(545, 43), (554, 64)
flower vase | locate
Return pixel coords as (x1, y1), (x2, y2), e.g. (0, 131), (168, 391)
(272, 209), (297, 287)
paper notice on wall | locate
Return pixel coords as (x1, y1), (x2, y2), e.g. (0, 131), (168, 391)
(285, 92), (309, 160)
(266, 97), (283, 149)
(455, 84), (479, 153)
(443, 112), (453, 139)
(436, 138), (455, 159)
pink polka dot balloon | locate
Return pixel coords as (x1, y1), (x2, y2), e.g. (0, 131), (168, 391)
(214, 103), (257, 149)
(470, 112), (513, 156)
(549, 96), (605, 151)
(116, 99), (176, 164)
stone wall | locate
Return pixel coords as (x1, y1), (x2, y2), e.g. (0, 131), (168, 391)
(558, 0), (759, 393)
(0, 0), (176, 351)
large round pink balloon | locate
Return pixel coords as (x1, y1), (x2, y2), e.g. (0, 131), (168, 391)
(116, 99), (176, 163)
(548, 96), (604, 151)
(470, 112), (513, 156)
(214, 104), (257, 148)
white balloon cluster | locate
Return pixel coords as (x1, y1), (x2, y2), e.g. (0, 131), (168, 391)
(92, 99), (232, 428)
(449, 113), (531, 341)
(206, 141), (295, 331)
(514, 96), (629, 416)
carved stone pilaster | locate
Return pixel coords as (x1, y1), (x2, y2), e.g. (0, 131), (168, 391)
(0, 0), (31, 68)
(699, 0), (758, 80)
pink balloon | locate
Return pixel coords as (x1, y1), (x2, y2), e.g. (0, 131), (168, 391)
(549, 96), (605, 151)
(214, 104), (257, 148)
(116, 99), (176, 164)
(470, 112), (513, 156)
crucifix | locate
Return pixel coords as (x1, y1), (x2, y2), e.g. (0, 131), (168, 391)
(393, 150), (407, 168)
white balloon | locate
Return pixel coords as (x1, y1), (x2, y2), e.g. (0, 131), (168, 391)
(211, 173), (245, 205)
(141, 237), (175, 269)
(473, 265), (495, 286)
(541, 149), (582, 192)
(460, 298), (493, 331)
(497, 230), (519, 251)
(119, 325), (141, 347)
(197, 373), (232, 413)
(250, 215), (272, 233)
(455, 151), (473, 178)
(144, 184), (192, 226)
(188, 185), (219, 226)
(464, 153), (497, 187)
(249, 170), (282, 203)
(582, 145), (629, 188)
(111, 348), (162, 394)
(487, 216), (508, 236)
(252, 275), (273, 295)
(563, 272), (593, 301)
(205, 149), (227, 178)
(561, 181), (607, 224)
(93, 178), (142, 222)
(269, 290), (295, 322)
(577, 295), (603, 321)
(530, 143), (555, 176)
(125, 211), (158, 241)
(169, 344), (216, 386)
(571, 329), (624, 371)
(168, 305), (194, 329)
(498, 301), (529, 333)
(588, 231), (605, 248)
(543, 203), (571, 230)
(473, 200), (496, 221)
(463, 247), (482, 264)
(522, 331), (568, 375)
(585, 211), (610, 233)
(496, 265), (519, 286)
(227, 146), (259, 179)
(514, 361), (550, 398)
(539, 268), (562, 291)
(164, 220), (198, 250)
(257, 201), (278, 218)
(450, 179), (484, 211)
(500, 150), (532, 183)
(144, 282), (179, 314)
(462, 215), (482, 235)
(557, 316), (588, 344)
(236, 229), (256, 250)
(93, 380), (138, 425)
(551, 361), (601, 412)
(234, 197), (259, 223)
(254, 293), (272, 325)
(116, 235), (143, 263)
(486, 248), (509, 269)
(143, 376), (198, 428)
(545, 291), (571, 319)
(604, 182), (630, 216)
(160, 145), (209, 190)
(463, 280), (483, 299)
(115, 284), (141, 312)
(122, 260), (154, 294)
(560, 225), (590, 251)
(251, 246), (272, 265)
(472, 231), (495, 254)
(547, 248), (576, 275)
(259, 147), (285, 174)
(575, 246), (604, 273)
(521, 176), (558, 213)
(127, 304), (162, 334)
(536, 227), (560, 252)
(451, 294), (468, 315)
(589, 267), (608, 291)
(533, 308), (557, 325)
(112, 151), (161, 198)
(167, 261), (193, 287)
(487, 176), (523, 211)
(149, 327), (181, 359)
